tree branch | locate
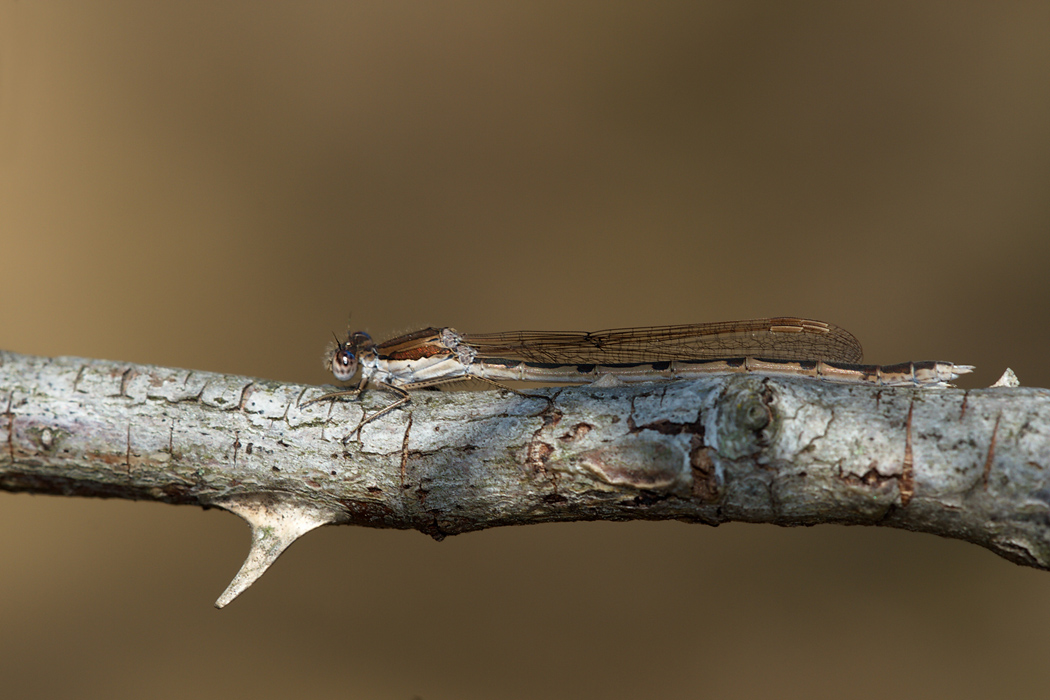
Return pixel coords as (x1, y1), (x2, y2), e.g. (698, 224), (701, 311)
(2, 350), (1047, 607)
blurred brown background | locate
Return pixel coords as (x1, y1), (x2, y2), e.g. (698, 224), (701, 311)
(2, 2), (1049, 698)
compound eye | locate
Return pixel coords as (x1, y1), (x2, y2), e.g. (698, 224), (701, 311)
(331, 347), (358, 381)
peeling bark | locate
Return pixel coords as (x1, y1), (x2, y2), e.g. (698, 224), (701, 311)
(2, 350), (1048, 606)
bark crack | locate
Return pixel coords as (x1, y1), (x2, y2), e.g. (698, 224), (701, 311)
(900, 399), (915, 507)
(72, 364), (87, 393)
(400, 413), (413, 489)
(119, 367), (136, 398)
(983, 412), (1002, 489)
(526, 409), (561, 490)
(3, 392), (13, 464)
(237, 382), (256, 411)
(125, 423), (132, 474)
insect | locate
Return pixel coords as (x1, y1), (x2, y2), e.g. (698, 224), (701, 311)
(304, 317), (971, 427)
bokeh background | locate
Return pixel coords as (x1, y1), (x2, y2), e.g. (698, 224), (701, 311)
(2, 3), (1050, 698)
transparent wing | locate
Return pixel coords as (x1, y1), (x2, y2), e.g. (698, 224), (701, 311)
(461, 317), (863, 364)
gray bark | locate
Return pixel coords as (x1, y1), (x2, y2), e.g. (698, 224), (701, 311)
(2, 350), (1047, 606)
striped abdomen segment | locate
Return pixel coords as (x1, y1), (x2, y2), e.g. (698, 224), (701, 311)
(465, 357), (973, 387)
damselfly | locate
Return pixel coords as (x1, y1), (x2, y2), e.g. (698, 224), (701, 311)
(304, 317), (972, 427)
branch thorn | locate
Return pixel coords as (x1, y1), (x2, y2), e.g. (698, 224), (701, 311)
(991, 368), (1020, 388)
(211, 494), (339, 608)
